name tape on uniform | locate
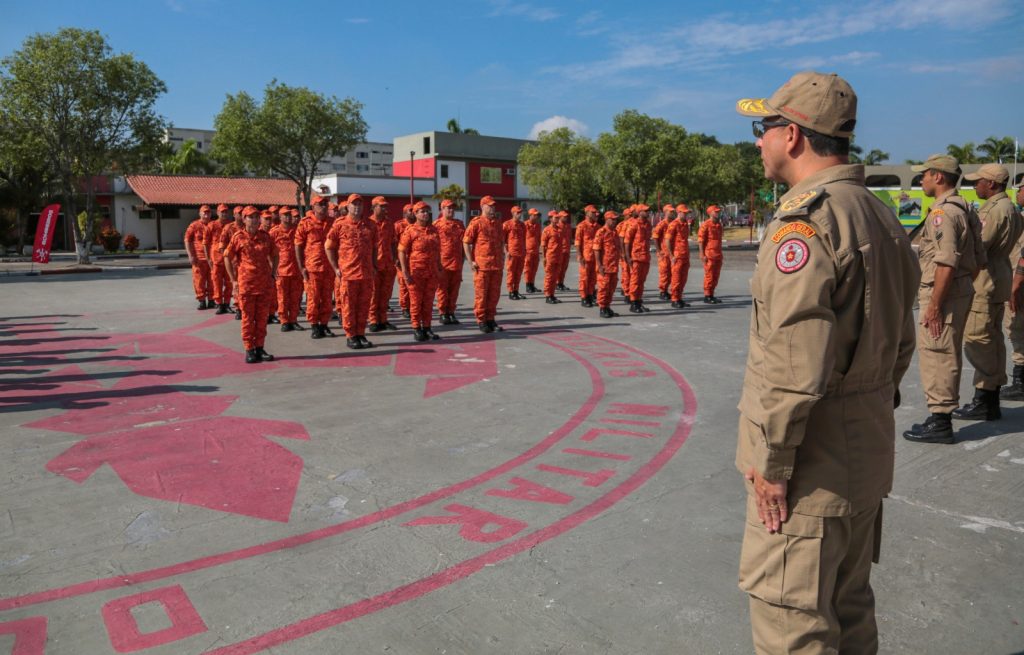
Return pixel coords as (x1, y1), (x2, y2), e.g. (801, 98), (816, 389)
(771, 222), (817, 243)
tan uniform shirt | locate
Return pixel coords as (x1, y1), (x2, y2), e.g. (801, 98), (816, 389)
(972, 192), (1023, 307)
(736, 164), (920, 516)
(917, 189), (985, 302)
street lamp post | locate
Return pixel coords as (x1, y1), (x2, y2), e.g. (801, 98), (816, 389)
(409, 150), (415, 205)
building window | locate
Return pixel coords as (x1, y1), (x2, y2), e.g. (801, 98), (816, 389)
(440, 164), (449, 179)
(480, 167), (502, 184)
(356, 164), (370, 172)
(356, 151), (369, 159)
(332, 163), (346, 172)
(423, 136), (431, 154)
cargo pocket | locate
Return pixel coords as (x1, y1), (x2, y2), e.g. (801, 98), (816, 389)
(738, 497), (824, 611)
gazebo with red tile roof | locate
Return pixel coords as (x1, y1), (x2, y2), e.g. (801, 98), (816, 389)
(125, 175), (300, 207)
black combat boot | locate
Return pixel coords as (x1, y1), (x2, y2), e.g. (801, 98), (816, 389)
(425, 328), (441, 340)
(629, 301), (642, 314)
(659, 290), (670, 300)
(952, 388), (1001, 421)
(546, 296), (558, 304)
(346, 337), (361, 349)
(281, 322), (294, 332)
(368, 322), (383, 333)
(245, 349), (259, 364)
(358, 335), (374, 348)
(487, 320), (503, 332)
(311, 324), (324, 339)
(413, 328), (428, 342)
(216, 303), (230, 314)
(322, 325), (336, 337)
(1000, 365), (1024, 400)
(902, 413), (954, 444)
(256, 347), (274, 362)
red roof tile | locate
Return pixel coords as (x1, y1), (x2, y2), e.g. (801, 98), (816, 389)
(125, 175), (300, 206)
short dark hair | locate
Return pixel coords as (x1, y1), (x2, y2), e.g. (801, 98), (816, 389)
(938, 170), (960, 187)
(802, 129), (851, 157)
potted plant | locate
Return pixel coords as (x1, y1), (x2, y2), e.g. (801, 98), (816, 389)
(100, 226), (122, 253)
(123, 233), (139, 252)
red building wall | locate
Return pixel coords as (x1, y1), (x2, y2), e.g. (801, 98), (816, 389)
(392, 157), (435, 179)
(467, 161), (515, 198)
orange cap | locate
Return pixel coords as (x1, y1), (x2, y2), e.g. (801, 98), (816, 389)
(480, 195), (496, 207)
(528, 208), (540, 215)
(403, 203), (413, 211)
(510, 206), (522, 214)
(199, 204), (211, 212)
(371, 196), (387, 206)
(604, 210), (619, 219)
(676, 203), (690, 213)
(557, 210), (569, 218)
(261, 210), (273, 219)
(584, 204), (598, 213)
(310, 195), (327, 206)
(278, 206), (290, 215)
(707, 204), (721, 214)
(662, 204), (675, 212)
(547, 210), (558, 218)
(242, 206), (259, 217)
(635, 203), (650, 212)
(412, 200), (429, 212)
(268, 205), (278, 213)
(217, 203), (229, 212)
(233, 206), (243, 214)
(346, 193), (363, 203)
(304, 210), (315, 219)
(290, 208), (299, 216)
(440, 199), (455, 208)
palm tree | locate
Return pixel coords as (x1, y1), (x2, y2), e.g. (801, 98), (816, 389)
(977, 136), (1015, 163)
(433, 183), (466, 209)
(848, 141), (864, 163)
(946, 143), (978, 164)
(862, 149), (890, 165)
(161, 139), (218, 174)
(446, 118), (479, 136)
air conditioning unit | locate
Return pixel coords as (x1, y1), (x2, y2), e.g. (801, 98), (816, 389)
(506, 168), (516, 176)
(470, 209), (481, 216)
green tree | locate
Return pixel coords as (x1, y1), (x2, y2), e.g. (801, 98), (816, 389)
(0, 110), (56, 251)
(446, 118), (479, 135)
(433, 183), (466, 209)
(862, 149), (890, 165)
(518, 127), (603, 214)
(0, 28), (166, 263)
(978, 136), (1015, 163)
(597, 110), (691, 204)
(161, 138), (219, 175)
(212, 81), (367, 210)
(848, 141), (864, 163)
(946, 142), (978, 164)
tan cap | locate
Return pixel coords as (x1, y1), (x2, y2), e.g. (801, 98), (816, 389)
(736, 71), (857, 138)
(911, 154), (961, 175)
(963, 163), (1009, 184)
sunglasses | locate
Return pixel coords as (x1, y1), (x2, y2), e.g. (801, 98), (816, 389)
(752, 119), (791, 138)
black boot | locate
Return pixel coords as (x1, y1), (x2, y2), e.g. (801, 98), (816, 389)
(1000, 365), (1024, 400)
(546, 296), (557, 304)
(402, 309), (411, 318)
(245, 349), (259, 364)
(439, 314), (451, 325)
(902, 413), (954, 444)
(487, 320), (503, 332)
(670, 300), (684, 308)
(321, 325), (335, 337)
(479, 321), (493, 333)
(346, 337), (362, 349)
(358, 335), (374, 348)
(450, 313), (460, 325)
(368, 322), (383, 333)
(413, 328), (429, 342)
(426, 328), (441, 340)
(952, 388), (1001, 421)
(234, 309), (242, 320)
(292, 322), (305, 331)
(629, 301), (642, 314)
(509, 292), (516, 301)
(256, 347), (274, 362)
(197, 300), (207, 310)
(216, 303), (230, 315)
(383, 321), (398, 330)
(281, 322), (294, 332)
(659, 290), (670, 300)
(599, 307), (612, 318)
(311, 324), (324, 339)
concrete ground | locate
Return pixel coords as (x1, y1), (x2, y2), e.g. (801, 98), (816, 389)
(0, 253), (1020, 655)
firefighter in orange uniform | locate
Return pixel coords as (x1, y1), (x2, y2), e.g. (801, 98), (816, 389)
(576, 204), (601, 307)
(653, 204), (675, 300)
(592, 210), (622, 318)
(556, 210), (572, 290)
(503, 206), (527, 300)
(698, 204), (725, 303)
(219, 206), (246, 319)
(623, 203), (653, 312)
(205, 203), (234, 314)
(399, 200), (443, 341)
(434, 199), (465, 324)
(294, 195), (336, 339)
(368, 196), (399, 332)
(541, 210), (563, 303)
(524, 208), (542, 293)
(617, 206), (635, 301)
(270, 207), (303, 332)
(224, 206), (277, 363)
(666, 203), (692, 308)
(395, 204), (415, 318)
(462, 195), (506, 332)
(326, 194), (378, 349)
(184, 204), (213, 309)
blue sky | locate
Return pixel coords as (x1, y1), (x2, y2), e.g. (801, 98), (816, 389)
(2, 0), (1022, 163)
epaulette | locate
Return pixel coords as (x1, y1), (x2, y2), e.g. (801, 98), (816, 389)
(775, 187), (827, 218)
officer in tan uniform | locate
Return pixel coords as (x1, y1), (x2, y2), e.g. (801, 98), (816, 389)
(1003, 183), (1024, 399)
(735, 71), (919, 655)
(903, 154), (986, 444)
(951, 164), (1022, 417)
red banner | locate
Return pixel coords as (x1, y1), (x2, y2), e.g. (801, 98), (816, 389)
(32, 203), (60, 264)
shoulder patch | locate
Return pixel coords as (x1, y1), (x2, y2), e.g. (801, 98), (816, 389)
(771, 221), (816, 243)
(779, 188), (823, 213)
(775, 238), (810, 274)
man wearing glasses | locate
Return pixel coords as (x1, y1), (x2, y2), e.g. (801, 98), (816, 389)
(734, 72), (919, 654)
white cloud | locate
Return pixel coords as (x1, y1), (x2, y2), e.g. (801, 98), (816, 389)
(488, 0), (560, 22)
(788, 50), (881, 70)
(528, 116), (589, 139)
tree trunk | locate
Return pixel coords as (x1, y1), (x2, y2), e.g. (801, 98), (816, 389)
(63, 183), (87, 265)
(15, 207), (27, 253)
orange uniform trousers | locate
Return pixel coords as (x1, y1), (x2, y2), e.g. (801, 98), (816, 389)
(703, 257), (722, 296)
(670, 257), (690, 302)
(305, 271), (335, 325)
(340, 278), (373, 337)
(657, 252), (671, 292)
(506, 256), (525, 292)
(276, 275), (303, 324)
(578, 258), (597, 298)
(397, 270), (410, 311)
(239, 292), (272, 350)
(436, 268), (462, 315)
(409, 271), (439, 329)
(473, 269), (502, 322)
(191, 260), (212, 301)
(557, 251), (570, 285)
(211, 259), (231, 306)
(543, 253), (562, 296)
(619, 258), (631, 297)
(371, 266), (397, 324)
(525, 251), (540, 286)
(629, 260), (650, 301)
(597, 271), (618, 308)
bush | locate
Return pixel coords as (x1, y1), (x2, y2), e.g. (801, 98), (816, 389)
(123, 233), (139, 252)
(100, 226), (122, 253)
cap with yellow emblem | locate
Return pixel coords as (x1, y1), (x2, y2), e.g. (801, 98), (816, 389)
(910, 154), (961, 175)
(736, 71), (857, 138)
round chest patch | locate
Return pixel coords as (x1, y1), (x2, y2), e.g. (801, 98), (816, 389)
(775, 238), (810, 274)
(933, 215), (943, 227)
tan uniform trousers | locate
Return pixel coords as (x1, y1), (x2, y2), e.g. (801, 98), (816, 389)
(1003, 306), (1024, 367)
(740, 499), (882, 655)
(965, 303), (1007, 389)
(917, 290), (973, 413)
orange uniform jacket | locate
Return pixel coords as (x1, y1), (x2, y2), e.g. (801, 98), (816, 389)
(652, 219), (671, 257)
(525, 221), (542, 252)
(399, 224), (441, 276)
(219, 221), (243, 256)
(224, 230), (274, 294)
(435, 217), (466, 270)
(575, 220), (600, 261)
(269, 224), (300, 276)
(503, 219), (526, 258)
(371, 214), (397, 269)
(698, 220), (724, 260)
(541, 224), (562, 259)
(184, 220), (209, 261)
(205, 220), (230, 261)
(326, 217), (378, 280)
(293, 216), (332, 273)
(463, 216), (505, 271)
(592, 225), (621, 271)
(559, 223), (572, 254)
(665, 219), (691, 258)
(623, 219), (652, 262)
